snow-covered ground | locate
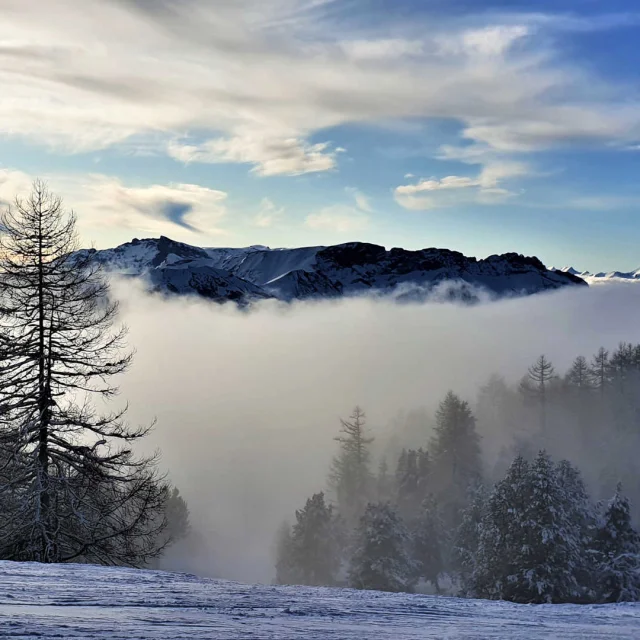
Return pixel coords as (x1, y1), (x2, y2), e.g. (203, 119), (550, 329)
(0, 562), (638, 639)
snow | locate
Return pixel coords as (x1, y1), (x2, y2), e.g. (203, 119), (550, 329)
(0, 562), (639, 639)
(560, 266), (640, 284)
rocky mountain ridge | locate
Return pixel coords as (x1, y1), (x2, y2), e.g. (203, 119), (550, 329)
(78, 236), (587, 304)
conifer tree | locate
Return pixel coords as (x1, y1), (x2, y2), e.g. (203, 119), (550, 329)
(473, 452), (584, 603)
(376, 458), (394, 503)
(395, 449), (408, 490)
(429, 392), (482, 530)
(288, 492), (343, 586)
(519, 355), (556, 436)
(590, 347), (611, 396)
(565, 356), (593, 390)
(412, 495), (445, 592)
(164, 486), (191, 545)
(471, 455), (531, 600)
(0, 181), (166, 565)
(593, 485), (640, 602)
(453, 483), (487, 588)
(348, 502), (416, 593)
(396, 448), (419, 518)
(416, 448), (431, 496)
(328, 407), (374, 525)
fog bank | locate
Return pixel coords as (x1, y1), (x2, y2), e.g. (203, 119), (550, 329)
(111, 282), (640, 583)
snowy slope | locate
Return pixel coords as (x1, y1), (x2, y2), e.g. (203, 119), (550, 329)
(81, 236), (586, 304)
(146, 259), (273, 303)
(0, 562), (638, 639)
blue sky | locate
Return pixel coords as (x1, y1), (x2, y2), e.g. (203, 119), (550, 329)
(1, 0), (640, 271)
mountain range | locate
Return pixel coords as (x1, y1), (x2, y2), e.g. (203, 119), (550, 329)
(555, 266), (640, 283)
(78, 236), (587, 305)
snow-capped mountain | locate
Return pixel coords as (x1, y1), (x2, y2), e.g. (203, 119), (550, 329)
(557, 265), (640, 283)
(80, 236), (587, 304)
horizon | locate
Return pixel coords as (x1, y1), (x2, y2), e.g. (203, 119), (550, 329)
(1, 1), (639, 272)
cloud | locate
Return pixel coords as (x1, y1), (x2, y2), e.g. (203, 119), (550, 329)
(340, 38), (424, 61)
(305, 204), (369, 233)
(1, 1), (640, 175)
(83, 179), (229, 236)
(168, 134), (338, 177)
(437, 25), (530, 57)
(0, 168), (34, 208)
(345, 187), (373, 213)
(253, 198), (284, 228)
(394, 160), (528, 210)
(566, 195), (640, 212)
(0, 169), (229, 243)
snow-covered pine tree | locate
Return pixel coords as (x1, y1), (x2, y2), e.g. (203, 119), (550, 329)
(518, 452), (584, 603)
(288, 492), (343, 586)
(412, 494), (445, 592)
(556, 459), (598, 600)
(348, 502), (416, 593)
(452, 483), (487, 590)
(593, 485), (640, 602)
(473, 452), (584, 603)
(0, 181), (167, 566)
(471, 455), (530, 600)
(328, 407), (374, 526)
(429, 392), (482, 531)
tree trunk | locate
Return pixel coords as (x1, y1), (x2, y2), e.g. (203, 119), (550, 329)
(36, 194), (50, 562)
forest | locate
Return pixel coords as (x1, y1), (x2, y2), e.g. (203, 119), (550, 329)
(275, 349), (640, 603)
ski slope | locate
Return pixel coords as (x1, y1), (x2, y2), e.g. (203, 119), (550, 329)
(0, 561), (638, 639)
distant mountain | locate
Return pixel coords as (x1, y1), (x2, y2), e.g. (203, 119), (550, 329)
(556, 265), (640, 283)
(79, 236), (587, 304)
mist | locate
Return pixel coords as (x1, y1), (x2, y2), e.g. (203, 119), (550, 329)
(109, 281), (640, 584)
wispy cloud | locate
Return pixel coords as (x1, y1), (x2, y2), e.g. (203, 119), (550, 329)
(345, 187), (373, 213)
(566, 195), (640, 212)
(305, 204), (369, 233)
(253, 198), (284, 228)
(168, 134), (338, 177)
(395, 160), (529, 210)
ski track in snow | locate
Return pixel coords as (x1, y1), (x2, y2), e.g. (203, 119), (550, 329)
(0, 562), (638, 639)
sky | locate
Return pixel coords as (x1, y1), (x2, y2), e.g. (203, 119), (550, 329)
(0, 0), (639, 271)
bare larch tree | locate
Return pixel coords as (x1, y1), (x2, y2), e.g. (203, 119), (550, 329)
(0, 180), (167, 566)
